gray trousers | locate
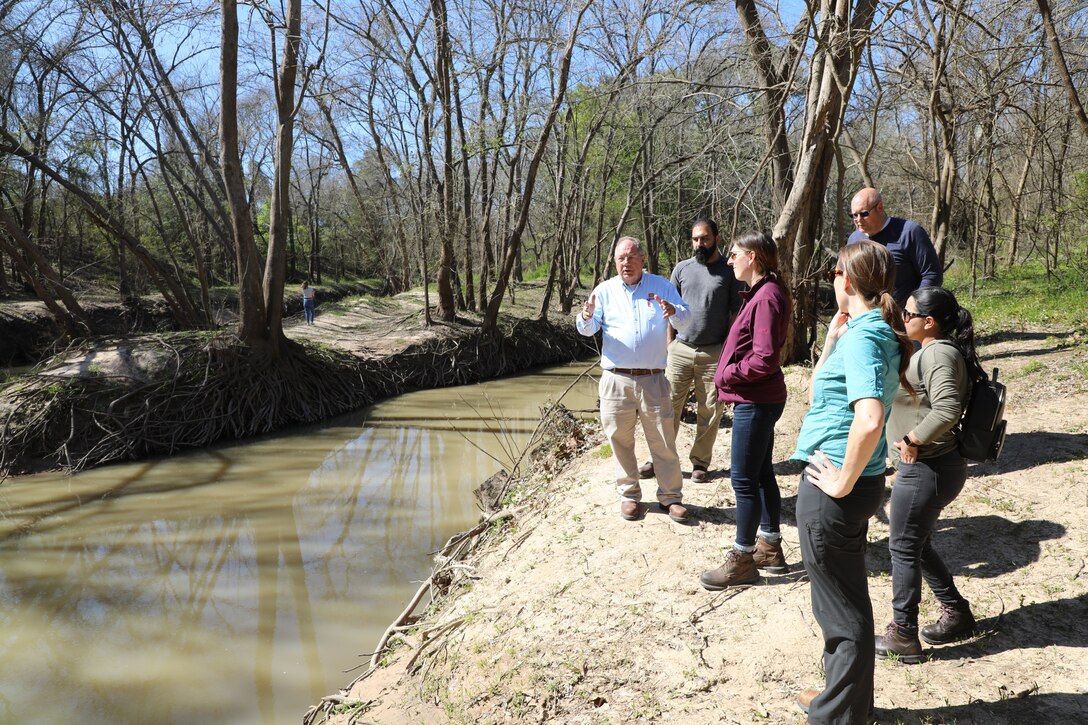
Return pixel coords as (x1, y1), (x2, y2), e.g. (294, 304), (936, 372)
(889, 449), (969, 629)
(797, 470), (885, 725)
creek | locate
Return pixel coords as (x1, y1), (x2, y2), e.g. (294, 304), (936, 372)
(0, 361), (599, 724)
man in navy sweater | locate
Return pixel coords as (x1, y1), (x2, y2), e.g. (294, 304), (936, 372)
(847, 187), (942, 306)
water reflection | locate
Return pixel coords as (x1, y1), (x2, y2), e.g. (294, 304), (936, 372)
(0, 362), (599, 724)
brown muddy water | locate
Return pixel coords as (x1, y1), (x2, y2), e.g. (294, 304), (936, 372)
(0, 362), (598, 724)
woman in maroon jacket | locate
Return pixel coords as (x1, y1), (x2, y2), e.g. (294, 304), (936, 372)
(700, 231), (792, 589)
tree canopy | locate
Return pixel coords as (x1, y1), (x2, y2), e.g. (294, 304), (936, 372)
(2, 0), (1086, 358)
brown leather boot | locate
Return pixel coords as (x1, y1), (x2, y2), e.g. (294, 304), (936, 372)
(699, 549), (759, 590)
(876, 621), (925, 664)
(921, 601), (976, 644)
(753, 535), (788, 573)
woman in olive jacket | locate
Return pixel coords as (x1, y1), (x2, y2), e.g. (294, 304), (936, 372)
(876, 286), (984, 663)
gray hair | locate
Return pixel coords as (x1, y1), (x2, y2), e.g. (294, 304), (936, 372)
(615, 236), (643, 256)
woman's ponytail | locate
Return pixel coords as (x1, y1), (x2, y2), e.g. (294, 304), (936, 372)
(879, 291), (916, 396)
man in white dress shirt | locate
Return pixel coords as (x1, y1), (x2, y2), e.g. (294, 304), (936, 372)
(576, 236), (693, 523)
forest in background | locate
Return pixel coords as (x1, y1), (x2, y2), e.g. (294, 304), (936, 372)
(2, 0), (1088, 361)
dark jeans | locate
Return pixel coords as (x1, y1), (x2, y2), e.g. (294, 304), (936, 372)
(798, 470), (885, 725)
(889, 449), (969, 629)
(731, 401), (785, 547)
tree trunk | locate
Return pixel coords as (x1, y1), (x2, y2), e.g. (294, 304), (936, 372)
(433, 0), (457, 321)
(220, 0), (269, 345)
(1036, 0), (1088, 139)
(0, 205), (92, 336)
(768, 0), (878, 363)
(735, 0), (810, 212)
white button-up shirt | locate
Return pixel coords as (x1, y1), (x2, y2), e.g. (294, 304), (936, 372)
(576, 272), (690, 369)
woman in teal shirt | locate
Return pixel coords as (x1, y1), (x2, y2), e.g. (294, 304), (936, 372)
(792, 240), (914, 724)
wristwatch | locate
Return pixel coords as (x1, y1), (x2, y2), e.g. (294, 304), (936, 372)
(902, 434), (918, 448)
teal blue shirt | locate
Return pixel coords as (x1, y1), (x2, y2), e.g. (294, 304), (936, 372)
(792, 309), (902, 476)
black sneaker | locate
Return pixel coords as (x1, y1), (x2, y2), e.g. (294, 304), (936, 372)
(921, 601), (976, 644)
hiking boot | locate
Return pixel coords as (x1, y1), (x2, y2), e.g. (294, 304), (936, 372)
(876, 621), (925, 664)
(753, 535), (788, 573)
(797, 688), (819, 713)
(699, 550), (759, 590)
(690, 465), (708, 483)
(921, 601), (976, 644)
(619, 500), (641, 521)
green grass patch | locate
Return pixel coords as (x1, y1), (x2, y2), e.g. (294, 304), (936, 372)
(944, 259), (1088, 331)
(1020, 360), (1046, 376)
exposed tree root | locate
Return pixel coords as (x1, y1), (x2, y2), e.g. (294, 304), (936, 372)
(0, 316), (596, 476)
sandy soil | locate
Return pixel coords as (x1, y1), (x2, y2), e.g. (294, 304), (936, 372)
(325, 327), (1088, 724)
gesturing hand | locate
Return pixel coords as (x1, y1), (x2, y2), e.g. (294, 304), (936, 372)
(647, 292), (676, 318)
(581, 293), (596, 321)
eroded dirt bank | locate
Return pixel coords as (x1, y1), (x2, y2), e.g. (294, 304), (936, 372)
(0, 285), (596, 474)
(315, 329), (1088, 725)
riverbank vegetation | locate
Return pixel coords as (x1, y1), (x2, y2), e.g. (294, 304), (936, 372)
(0, 293), (597, 475)
(3, 1), (1088, 359)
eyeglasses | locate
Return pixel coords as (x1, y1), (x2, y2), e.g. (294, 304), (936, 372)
(728, 249), (750, 260)
(903, 309), (927, 322)
(826, 268), (844, 283)
(850, 203), (878, 220)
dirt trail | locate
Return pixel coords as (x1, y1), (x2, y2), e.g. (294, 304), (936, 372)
(326, 329), (1088, 724)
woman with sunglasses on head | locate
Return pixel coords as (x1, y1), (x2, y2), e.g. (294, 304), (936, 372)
(699, 231), (791, 589)
(875, 287), (983, 664)
(792, 240), (914, 724)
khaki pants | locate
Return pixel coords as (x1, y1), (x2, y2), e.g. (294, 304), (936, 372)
(666, 339), (724, 469)
(599, 370), (683, 505)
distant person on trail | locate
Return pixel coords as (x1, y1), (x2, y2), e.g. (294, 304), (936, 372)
(847, 187), (943, 307)
(576, 236), (693, 524)
(699, 231), (791, 590)
(875, 287), (982, 665)
(302, 281), (316, 325)
(791, 240), (913, 724)
(638, 217), (741, 485)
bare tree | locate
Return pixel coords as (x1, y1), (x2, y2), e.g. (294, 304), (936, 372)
(1035, 0), (1088, 139)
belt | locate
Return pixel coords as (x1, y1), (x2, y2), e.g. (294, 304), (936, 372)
(610, 367), (664, 376)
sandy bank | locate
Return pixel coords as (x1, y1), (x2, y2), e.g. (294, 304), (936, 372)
(312, 328), (1088, 724)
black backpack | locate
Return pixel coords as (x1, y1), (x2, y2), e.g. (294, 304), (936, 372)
(957, 367), (1007, 462)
